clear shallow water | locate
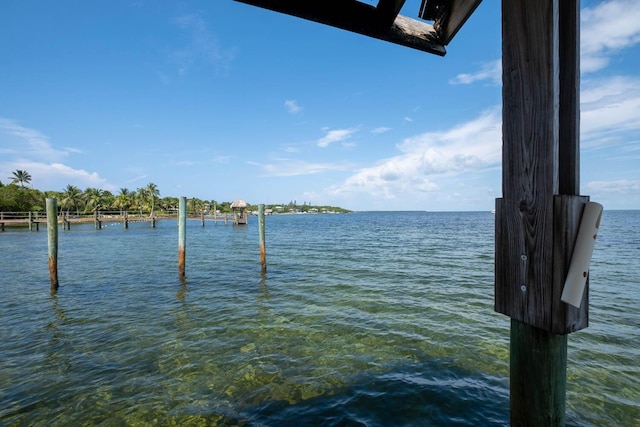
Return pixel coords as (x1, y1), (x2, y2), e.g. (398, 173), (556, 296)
(0, 211), (638, 426)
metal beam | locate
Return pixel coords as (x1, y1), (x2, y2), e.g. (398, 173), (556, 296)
(235, 0), (446, 56)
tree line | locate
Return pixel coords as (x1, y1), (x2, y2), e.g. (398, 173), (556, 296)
(0, 170), (350, 214)
(1, 170), (224, 215)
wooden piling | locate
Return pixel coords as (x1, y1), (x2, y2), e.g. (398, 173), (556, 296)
(201, 211), (205, 227)
(124, 211), (129, 229)
(29, 211), (33, 231)
(510, 320), (567, 426)
(258, 204), (267, 273)
(178, 196), (186, 279)
(46, 198), (59, 293)
(496, 0), (582, 424)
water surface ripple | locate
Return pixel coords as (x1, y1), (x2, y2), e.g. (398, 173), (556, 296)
(0, 211), (638, 426)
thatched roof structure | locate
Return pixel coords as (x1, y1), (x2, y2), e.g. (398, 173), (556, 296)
(230, 199), (247, 209)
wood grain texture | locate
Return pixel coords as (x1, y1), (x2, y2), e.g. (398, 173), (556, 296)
(496, 0), (559, 331)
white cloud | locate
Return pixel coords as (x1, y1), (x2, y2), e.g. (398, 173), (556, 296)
(581, 76), (640, 146)
(451, 1), (640, 84)
(317, 128), (357, 148)
(329, 109), (501, 199)
(586, 179), (640, 193)
(0, 160), (113, 192)
(372, 127), (392, 134)
(0, 118), (114, 191)
(581, 0), (640, 73)
(0, 118), (69, 162)
(125, 175), (148, 184)
(449, 59), (502, 86)
(250, 158), (355, 177)
(284, 99), (302, 114)
(587, 179), (640, 194)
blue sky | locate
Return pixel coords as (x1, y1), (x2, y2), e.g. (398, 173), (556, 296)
(1, 0), (639, 211)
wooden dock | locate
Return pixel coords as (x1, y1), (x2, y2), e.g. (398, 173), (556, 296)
(0, 211), (246, 231)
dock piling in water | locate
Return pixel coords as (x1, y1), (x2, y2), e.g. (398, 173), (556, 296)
(46, 198), (59, 293)
(258, 204), (266, 274)
(178, 197), (187, 280)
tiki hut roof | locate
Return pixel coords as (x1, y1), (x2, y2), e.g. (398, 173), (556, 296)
(230, 199), (248, 208)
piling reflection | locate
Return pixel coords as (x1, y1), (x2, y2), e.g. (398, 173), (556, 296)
(176, 279), (188, 302)
(45, 295), (71, 373)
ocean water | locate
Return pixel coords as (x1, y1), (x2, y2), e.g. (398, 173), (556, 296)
(0, 211), (638, 426)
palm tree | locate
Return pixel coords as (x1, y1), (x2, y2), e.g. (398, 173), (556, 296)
(144, 182), (160, 217)
(9, 170), (31, 188)
(60, 185), (83, 216)
(83, 188), (105, 216)
(115, 188), (132, 215)
(189, 198), (204, 214)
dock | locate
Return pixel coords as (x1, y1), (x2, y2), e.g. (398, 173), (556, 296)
(0, 211), (245, 231)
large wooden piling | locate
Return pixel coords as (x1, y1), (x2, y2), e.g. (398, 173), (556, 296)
(258, 204), (267, 273)
(496, 0), (583, 424)
(178, 197), (187, 279)
(46, 198), (59, 293)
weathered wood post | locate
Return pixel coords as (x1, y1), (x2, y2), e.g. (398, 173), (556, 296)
(258, 204), (267, 273)
(46, 198), (59, 293)
(496, 1), (590, 425)
(124, 211), (129, 229)
(178, 196), (187, 280)
(29, 211), (33, 231)
(151, 215), (156, 228)
(201, 211), (205, 227)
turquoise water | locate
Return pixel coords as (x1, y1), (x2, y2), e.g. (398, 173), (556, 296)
(0, 211), (638, 426)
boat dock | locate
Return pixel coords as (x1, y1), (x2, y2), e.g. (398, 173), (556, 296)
(0, 211), (246, 231)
